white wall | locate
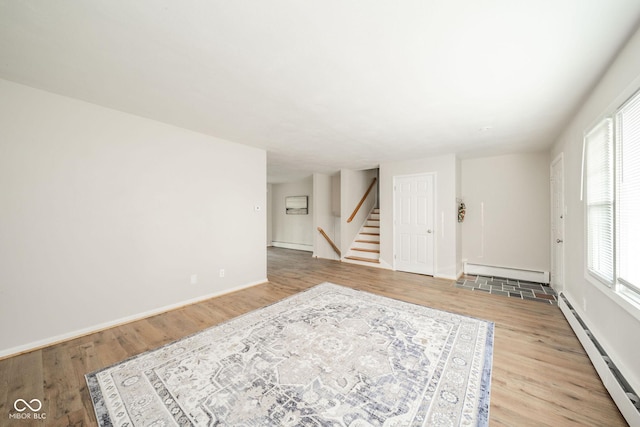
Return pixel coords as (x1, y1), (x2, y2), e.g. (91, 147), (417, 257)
(456, 157), (463, 276)
(0, 79), (267, 357)
(340, 168), (378, 255)
(332, 172), (341, 217)
(267, 183), (273, 246)
(332, 173), (342, 250)
(271, 177), (314, 251)
(461, 152), (550, 273)
(551, 26), (640, 394)
(312, 173), (340, 260)
(379, 154), (458, 279)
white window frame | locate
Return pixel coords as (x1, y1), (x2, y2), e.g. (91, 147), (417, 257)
(583, 88), (640, 311)
(583, 118), (614, 287)
(615, 89), (640, 306)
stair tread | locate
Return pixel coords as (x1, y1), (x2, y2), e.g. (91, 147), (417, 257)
(355, 239), (380, 243)
(360, 232), (380, 236)
(345, 256), (380, 263)
(352, 247), (380, 253)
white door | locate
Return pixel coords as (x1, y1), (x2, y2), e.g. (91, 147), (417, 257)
(551, 154), (565, 292)
(394, 174), (435, 275)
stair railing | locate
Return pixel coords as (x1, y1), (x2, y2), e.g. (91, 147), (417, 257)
(317, 227), (341, 256)
(346, 177), (377, 223)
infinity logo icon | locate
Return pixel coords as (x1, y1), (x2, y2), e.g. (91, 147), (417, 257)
(14, 398), (42, 412)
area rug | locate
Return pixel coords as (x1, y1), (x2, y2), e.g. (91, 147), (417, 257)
(86, 283), (494, 426)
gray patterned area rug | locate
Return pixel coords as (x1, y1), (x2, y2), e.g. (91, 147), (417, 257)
(86, 283), (494, 426)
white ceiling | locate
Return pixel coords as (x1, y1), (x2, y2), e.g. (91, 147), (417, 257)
(1, 1), (640, 183)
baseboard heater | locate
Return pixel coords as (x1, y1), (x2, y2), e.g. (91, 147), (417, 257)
(559, 293), (640, 426)
(463, 262), (549, 284)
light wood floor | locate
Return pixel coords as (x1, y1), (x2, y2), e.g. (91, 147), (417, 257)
(0, 247), (627, 426)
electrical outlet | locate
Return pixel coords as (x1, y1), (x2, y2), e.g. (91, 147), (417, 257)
(190, 274), (198, 285)
(219, 269), (225, 278)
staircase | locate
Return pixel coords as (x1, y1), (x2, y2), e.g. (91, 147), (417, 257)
(344, 209), (380, 264)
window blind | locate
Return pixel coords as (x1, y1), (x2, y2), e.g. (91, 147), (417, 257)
(616, 94), (640, 296)
(585, 118), (614, 284)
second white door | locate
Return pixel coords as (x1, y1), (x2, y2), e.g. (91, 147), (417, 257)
(551, 154), (565, 292)
(394, 173), (435, 275)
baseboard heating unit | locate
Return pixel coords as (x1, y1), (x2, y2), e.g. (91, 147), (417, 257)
(559, 293), (640, 426)
(463, 262), (549, 284)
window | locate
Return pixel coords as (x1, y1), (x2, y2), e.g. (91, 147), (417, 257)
(584, 119), (614, 285)
(584, 89), (640, 305)
(616, 92), (640, 301)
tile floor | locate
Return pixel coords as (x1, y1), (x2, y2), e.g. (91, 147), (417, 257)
(455, 275), (558, 305)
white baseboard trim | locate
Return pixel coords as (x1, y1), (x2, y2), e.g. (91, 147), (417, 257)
(435, 272), (458, 280)
(313, 252), (340, 261)
(272, 241), (313, 252)
(559, 294), (640, 426)
(463, 262), (549, 284)
(0, 278), (268, 360)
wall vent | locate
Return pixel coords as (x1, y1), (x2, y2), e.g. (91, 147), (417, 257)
(559, 293), (640, 425)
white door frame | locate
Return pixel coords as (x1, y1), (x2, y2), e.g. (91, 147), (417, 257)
(550, 153), (565, 292)
(393, 172), (436, 275)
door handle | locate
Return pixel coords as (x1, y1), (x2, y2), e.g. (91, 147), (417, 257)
(556, 239), (563, 243)
(427, 229), (432, 234)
